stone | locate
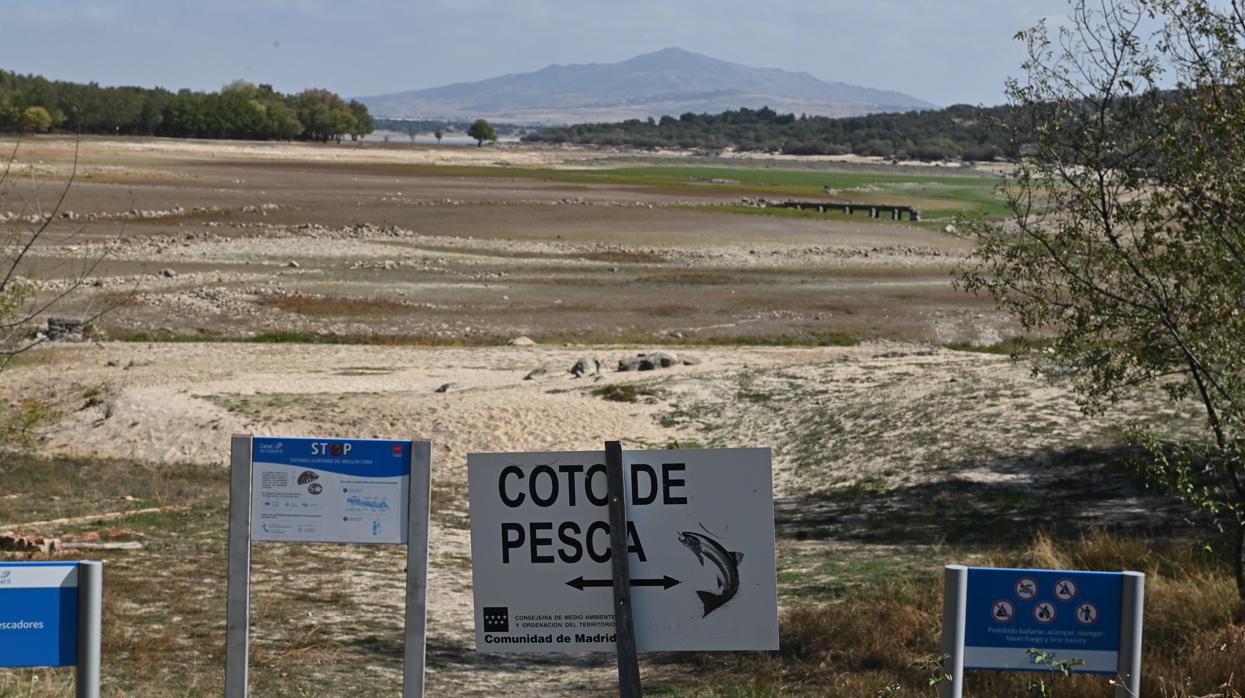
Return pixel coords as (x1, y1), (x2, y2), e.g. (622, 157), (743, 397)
(286, 260), (300, 268)
(570, 357), (602, 378)
(434, 383), (464, 393)
(618, 351), (684, 372)
(508, 336), (536, 347)
(680, 354), (703, 366)
(523, 368), (547, 381)
(46, 317), (83, 341)
(160, 268), (177, 278)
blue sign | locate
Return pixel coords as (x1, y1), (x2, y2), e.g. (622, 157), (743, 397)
(0, 562), (80, 667)
(250, 436), (412, 544)
(964, 567), (1122, 673)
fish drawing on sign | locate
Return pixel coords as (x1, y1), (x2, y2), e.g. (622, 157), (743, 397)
(678, 525), (743, 618)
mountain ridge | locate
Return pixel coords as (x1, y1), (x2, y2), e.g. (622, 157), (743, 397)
(357, 47), (936, 124)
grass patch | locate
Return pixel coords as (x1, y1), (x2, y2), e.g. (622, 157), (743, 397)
(649, 531), (1244, 697)
(257, 293), (411, 317)
(944, 335), (1054, 355)
(592, 383), (659, 403)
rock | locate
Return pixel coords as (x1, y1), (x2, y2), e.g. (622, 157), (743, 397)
(570, 357), (602, 378)
(286, 260), (300, 268)
(680, 354), (703, 366)
(508, 336), (536, 347)
(618, 351), (683, 372)
(46, 317), (84, 341)
(944, 224), (958, 234)
(434, 382), (464, 393)
(160, 268), (177, 278)
(648, 351), (679, 368)
(0, 532), (59, 554)
(523, 368), (547, 381)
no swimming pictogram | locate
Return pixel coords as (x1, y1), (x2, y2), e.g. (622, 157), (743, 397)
(1014, 576), (1037, 600)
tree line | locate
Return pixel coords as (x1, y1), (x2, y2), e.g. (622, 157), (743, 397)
(0, 70), (373, 141)
(523, 104), (1016, 162)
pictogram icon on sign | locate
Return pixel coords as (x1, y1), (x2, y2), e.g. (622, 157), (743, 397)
(1075, 602), (1099, 625)
(991, 599), (1015, 623)
(1015, 577), (1038, 600)
(1054, 578), (1077, 601)
(1033, 601), (1056, 624)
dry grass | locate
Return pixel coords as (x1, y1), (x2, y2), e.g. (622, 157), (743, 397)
(653, 531), (1245, 697)
(257, 293), (412, 317)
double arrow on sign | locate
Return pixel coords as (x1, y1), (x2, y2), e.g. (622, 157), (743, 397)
(566, 575), (681, 590)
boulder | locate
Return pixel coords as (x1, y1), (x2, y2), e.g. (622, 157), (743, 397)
(680, 354), (703, 366)
(46, 317), (83, 341)
(508, 336), (537, 347)
(160, 268), (177, 278)
(617, 352), (679, 372)
(523, 368), (548, 381)
(434, 382), (464, 393)
(570, 357), (602, 378)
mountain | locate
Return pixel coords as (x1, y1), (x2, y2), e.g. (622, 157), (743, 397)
(357, 47), (936, 124)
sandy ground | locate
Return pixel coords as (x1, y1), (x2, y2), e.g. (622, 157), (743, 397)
(4, 338), (1181, 694)
(0, 137), (1177, 695)
(3, 136), (1010, 346)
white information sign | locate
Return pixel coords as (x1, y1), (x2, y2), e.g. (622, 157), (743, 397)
(250, 436), (411, 544)
(468, 448), (778, 652)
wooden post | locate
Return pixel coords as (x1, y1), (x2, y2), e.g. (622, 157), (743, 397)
(605, 440), (641, 698)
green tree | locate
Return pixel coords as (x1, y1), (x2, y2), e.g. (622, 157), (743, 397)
(467, 118), (496, 146)
(18, 106), (51, 133)
(347, 99), (373, 141)
(434, 129), (443, 143)
(959, 0), (1245, 599)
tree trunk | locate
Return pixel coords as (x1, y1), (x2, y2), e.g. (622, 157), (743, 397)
(1236, 520), (1245, 608)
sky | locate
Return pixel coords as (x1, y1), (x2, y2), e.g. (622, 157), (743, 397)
(0, 0), (1077, 107)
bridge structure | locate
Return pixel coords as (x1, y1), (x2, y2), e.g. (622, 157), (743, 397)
(771, 200), (921, 222)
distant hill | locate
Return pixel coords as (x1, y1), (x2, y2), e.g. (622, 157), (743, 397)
(357, 47), (936, 124)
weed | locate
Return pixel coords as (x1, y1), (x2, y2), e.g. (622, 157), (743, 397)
(592, 383), (659, 403)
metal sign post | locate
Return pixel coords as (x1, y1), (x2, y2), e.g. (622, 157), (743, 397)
(605, 440), (642, 698)
(75, 561), (103, 698)
(226, 434), (433, 698)
(403, 440), (433, 698)
(940, 565), (1145, 698)
(0, 560), (102, 698)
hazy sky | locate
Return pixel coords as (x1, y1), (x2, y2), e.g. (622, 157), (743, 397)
(0, 0), (1076, 106)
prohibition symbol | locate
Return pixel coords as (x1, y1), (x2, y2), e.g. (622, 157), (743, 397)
(1033, 601), (1057, 624)
(991, 599), (1015, 623)
(1075, 602), (1099, 625)
(1054, 578), (1077, 601)
(1014, 577), (1038, 600)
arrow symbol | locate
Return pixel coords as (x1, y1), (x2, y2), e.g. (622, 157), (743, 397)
(566, 575), (680, 591)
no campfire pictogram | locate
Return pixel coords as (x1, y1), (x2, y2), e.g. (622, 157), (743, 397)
(991, 599), (1015, 623)
(1014, 577), (1037, 600)
(1054, 578), (1077, 601)
(1033, 601), (1056, 624)
(1074, 602), (1099, 625)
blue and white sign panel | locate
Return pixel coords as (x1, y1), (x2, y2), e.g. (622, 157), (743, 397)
(0, 562), (79, 667)
(251, 436), (412, 544)
(965, 567), (1123, 673)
